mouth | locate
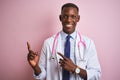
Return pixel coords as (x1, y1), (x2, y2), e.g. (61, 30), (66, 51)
(65, 24), (73, 28)
(63, 23), (75, 34)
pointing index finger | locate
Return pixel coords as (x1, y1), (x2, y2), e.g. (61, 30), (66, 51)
(27, 42), (31, 51)
(57, 52), (66, 60)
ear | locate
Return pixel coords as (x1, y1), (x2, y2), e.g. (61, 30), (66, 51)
(59, 15), (62, 21)
(77, 15), (80, 22)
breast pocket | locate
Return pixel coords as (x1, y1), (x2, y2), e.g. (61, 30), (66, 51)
(76, 57), (87, 69)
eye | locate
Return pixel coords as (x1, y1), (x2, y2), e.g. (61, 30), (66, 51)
(62, 15), (68, 19)
(71, 15), (77, 19)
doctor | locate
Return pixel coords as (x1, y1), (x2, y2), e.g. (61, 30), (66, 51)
(27, 3), (101, 80)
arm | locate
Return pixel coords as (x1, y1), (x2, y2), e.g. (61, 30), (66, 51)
(27, 42), (41, 75)
(58, 52), (87, 80)
(57, 39), (101, 80)
(75, 67), (87, 80)
(85, 40), (101, 80)
(75, 40), (101, 80)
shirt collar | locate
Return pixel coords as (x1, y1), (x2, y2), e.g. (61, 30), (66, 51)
(60, 30), (77, 40)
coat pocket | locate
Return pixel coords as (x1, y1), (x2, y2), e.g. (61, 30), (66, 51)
(76, 57), (87, 69)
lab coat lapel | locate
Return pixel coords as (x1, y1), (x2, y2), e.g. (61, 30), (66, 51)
(55, 33), (63, 80)
(75, 33), (84, 65)
(79, 34), (85, 61)
(75, 33), (80, 65)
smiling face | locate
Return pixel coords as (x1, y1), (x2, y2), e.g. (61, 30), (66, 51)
(60, 7), (80, 34)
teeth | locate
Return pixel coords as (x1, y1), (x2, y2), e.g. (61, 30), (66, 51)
(66, 24), (72, 27)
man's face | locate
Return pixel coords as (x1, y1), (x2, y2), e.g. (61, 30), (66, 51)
(60, 7), (80, 34)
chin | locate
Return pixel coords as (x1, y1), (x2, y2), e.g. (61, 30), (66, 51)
(64, 30), (74, 34)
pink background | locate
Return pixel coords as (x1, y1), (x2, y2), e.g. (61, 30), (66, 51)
(0, 0), (120, 80)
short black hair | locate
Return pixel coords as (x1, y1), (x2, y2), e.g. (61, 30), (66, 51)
(61, 3), (79, 12)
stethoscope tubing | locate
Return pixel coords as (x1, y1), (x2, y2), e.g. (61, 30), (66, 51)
(51, 31), (86, 60)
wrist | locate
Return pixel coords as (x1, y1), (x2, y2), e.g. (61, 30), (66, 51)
(33, 65), (41, 75)
(74, 65), (81, 74)
(71, 65), (77, 73)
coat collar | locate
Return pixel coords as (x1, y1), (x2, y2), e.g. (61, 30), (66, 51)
(60, 30), (77, 40)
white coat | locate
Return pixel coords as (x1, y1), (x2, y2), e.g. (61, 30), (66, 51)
(34, 31), (101, 80)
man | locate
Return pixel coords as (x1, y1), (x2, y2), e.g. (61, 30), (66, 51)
(27, 3), (101, 80)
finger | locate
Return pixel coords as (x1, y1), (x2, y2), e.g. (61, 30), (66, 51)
(29, 50), (38, 56)
(59, 58), (64, 63)
(27, 42), (31, 51)
(27, 53), (35, 60)
(57, 52), (67, 60)
(59, 59), (65, 67)
(29, 52), (35, 57)
(60, 63), (64, 68)
(29, 55), (34, 60)
(35, 52), (39, 56)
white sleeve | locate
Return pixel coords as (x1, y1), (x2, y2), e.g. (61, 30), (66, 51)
(86, 40), (101, 80)
(33, 66), (46, 80)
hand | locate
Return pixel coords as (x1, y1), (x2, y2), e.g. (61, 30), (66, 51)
(57, 52), (77, 73)
(27, 42), (39, 68)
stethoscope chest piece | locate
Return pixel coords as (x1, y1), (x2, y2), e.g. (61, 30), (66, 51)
(50, 55), (55, 61)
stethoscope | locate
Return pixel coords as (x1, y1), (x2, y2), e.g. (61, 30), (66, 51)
(50, 31), (86, 61)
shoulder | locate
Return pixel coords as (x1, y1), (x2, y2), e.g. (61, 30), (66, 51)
(81, 34), (95, 48)
(81, 34), (92, 43)
(43, 33), (58, 46)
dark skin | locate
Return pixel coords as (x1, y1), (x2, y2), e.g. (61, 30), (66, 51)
(59, 7), (80, 34)
(27, 7), (87, 79)
(27, 42), (41, 75)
